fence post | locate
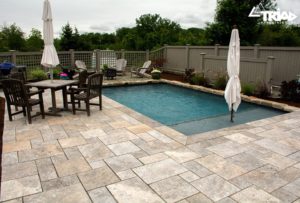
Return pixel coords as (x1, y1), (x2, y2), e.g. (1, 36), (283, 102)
(146, 50), (150, 61)
(266, 56), (275, 87)
(163, 44), (168, 59)
(215, 44), (220, 56)
(254, 44), (260, 58)
(186, 44), (190, 70)
(200, 53), (206, 73)
(10, 50), (17, 64)
(96, 49), (101, 72)
(163, 44), (168, 68)
(121, 49), (125, 59)
(69, 49), (75, 68)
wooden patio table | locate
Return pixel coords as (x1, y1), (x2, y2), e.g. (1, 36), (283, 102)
(26, 79), (78, 116)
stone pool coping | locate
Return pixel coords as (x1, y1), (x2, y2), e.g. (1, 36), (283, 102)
(104, 78), (299, 113)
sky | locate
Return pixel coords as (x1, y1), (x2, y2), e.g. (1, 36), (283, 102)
(0, 0), (299, 38)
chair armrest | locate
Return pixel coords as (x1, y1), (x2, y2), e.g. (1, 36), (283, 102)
(137, 67), (148, 73)
(131, 66), (138, 71)
(69, 87), (87, 92)
(68, 83), (79, 88)
(73, 74), (79, 79)
(27, 89), (44, 96)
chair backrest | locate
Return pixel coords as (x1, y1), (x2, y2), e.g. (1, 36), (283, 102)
(139, 60), (152, 74)
(115, 59), (125, 71)
(2, 79), (28, 106)
(87, 73), (103, 98)
(142, 60), (151, 69)
(123, 59), (127, 69)
(75, 60), (87, 70)
(10, 72), (26, 83)
(78, 70), (88, 87)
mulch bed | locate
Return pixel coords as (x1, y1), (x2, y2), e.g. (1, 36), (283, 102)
(267, 98), (300, 108)
(161, 72), (185, 82)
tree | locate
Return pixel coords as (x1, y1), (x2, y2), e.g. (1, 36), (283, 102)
(59, 23), (76, 50)
(135, 14), (181, 50)
(0, 23), (26, 51)
(0, 31), (7, 51)
(205, 0), (276, 45)
(25, 28), (43, 51)
(115, 28), (138, 50)
(258, 23), (300, 46)
(54, 38), (61, 50)
(60, 23), (98, 50)
(178, 28), (207, 45)
(77, 33), (93, 50)
(100, 33), (116, 49)
(79, 32), (101, 50)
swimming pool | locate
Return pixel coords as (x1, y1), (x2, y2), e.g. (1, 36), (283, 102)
(103, 83), (285, 135)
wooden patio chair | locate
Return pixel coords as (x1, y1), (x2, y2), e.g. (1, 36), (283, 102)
(9, 71), (32, 94)
(9, 72), (26, 82)
(70, 73), (103, 116)
(10, 72), (30, 111)
(2, 79), (45, 124)
(66, 70), (88, 107)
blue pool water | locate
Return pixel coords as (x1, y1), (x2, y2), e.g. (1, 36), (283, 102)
(103, 83), (285, 135)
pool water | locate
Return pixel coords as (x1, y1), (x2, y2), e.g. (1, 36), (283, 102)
(103, 83), (285, 135)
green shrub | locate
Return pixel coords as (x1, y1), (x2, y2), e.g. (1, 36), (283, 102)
(184, 68), (195, 83)
(31, 69), (47, 81)
(255, 81), (270, 98)
(213, 75), (227, 90)
(190, 73), (208, 86)
(242, 83), (255, 96)
(281, 80), (300, 102)
(102, 64), (109, 72)
(52, 69), (61, 79)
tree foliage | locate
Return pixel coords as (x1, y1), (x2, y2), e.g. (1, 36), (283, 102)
(205, 0), (276, 45)
(178, 28), (206, 45)
(258, 23), (300, 46)
(135, 14), (181, 50)
(59, 23), (76, 50)
(26, 28), (43, 51)
(0, 24), (26, 51)
(113, 14), (182, 50)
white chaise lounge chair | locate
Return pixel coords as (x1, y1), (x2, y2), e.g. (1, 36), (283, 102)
(75, 60), (87, 70)
(131, 60), (151, 78)
(113, 59), (127, 75)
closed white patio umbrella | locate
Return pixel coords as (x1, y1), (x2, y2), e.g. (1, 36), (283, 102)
(41, 0), (59, 82)
(224, 26), (241, 122)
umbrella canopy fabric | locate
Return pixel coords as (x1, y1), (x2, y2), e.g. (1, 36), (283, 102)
(224, 28), (241, 112)
(41, 0), (59, 68)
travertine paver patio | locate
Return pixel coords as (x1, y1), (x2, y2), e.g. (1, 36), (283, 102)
(1, 76), (300, 202)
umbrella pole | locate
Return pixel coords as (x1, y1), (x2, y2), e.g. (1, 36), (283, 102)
(230, 104), (234, 122)
(50, 68), (53, 83)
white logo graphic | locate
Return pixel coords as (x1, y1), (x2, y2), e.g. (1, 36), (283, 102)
(249, 3), (297, 22)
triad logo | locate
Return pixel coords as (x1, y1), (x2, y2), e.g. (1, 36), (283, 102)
(249, 2), (297, 22)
